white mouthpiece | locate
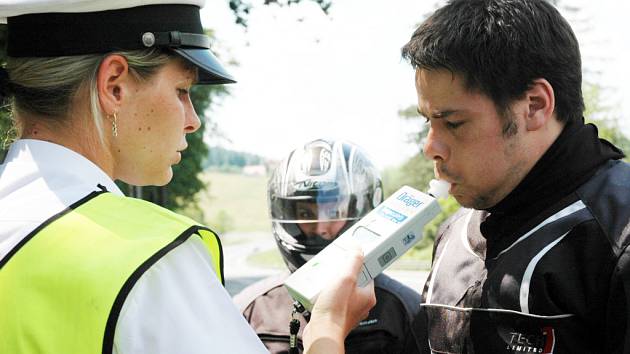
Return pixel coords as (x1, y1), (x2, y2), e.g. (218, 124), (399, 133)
(428, 179), (450, 199)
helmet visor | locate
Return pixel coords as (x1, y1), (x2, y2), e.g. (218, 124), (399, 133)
(270, 196), (356, 223)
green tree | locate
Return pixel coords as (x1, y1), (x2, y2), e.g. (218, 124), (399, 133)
(583, 83), (630, 156)
(204, 146), (264, 171)
(229, 0), (332, 26)
(0, 25), (13, 149)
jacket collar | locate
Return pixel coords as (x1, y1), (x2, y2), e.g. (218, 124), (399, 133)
(479, 119), (624, 252)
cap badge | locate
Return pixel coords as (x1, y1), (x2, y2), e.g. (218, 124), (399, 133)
(141, 32), (156, 47)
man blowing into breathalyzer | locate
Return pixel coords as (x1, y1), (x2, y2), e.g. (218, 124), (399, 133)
(402, 0), (630, 353)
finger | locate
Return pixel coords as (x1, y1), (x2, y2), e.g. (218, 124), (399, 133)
(355, 280), (376, 319)
(337, 248), (365, 282)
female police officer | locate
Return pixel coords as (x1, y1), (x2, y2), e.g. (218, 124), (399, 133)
(0, 1), (375, 353)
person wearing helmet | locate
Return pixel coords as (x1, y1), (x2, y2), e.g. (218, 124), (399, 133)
(234, 139), (424, 354)
(0, 2), (375, 353)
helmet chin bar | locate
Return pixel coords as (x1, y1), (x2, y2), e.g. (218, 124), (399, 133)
(274, 222), (329, 272)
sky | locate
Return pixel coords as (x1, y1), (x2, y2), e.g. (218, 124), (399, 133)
(199, 0), (630, 170)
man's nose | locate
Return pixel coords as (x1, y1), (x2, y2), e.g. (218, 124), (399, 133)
(423, 127), (449, 161)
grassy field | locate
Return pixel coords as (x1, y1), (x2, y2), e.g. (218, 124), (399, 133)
(197, 171), (272, 232)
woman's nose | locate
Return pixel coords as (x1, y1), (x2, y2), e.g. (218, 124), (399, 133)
(185, 100), (201, 133)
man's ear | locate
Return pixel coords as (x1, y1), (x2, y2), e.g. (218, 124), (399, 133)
(525, 78), (555, 131)
(97, 55), (131, 116)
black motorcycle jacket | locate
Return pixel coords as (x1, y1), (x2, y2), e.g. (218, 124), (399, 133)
(234, 272), (424, 354)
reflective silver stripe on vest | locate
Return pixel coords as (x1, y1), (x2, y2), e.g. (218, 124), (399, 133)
(494, 200), (586, 259)
(491, 200), (586, 314)
(421, 303), (574, 319)
(426, 238), (451, 305)
(520, 231), (571, 313)
(460, 210), (483, 260)
(520, 231), (570, 314)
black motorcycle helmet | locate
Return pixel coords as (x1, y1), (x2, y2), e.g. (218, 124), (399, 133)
(268, 139), (383, 272)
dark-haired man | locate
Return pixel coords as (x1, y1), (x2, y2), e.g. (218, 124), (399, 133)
(401, 0), (629, 352)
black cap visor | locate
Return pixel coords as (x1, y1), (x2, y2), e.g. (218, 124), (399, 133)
(173, 48), (235, 84)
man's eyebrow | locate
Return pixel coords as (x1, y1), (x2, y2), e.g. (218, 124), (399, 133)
(417, 108), (457, 119)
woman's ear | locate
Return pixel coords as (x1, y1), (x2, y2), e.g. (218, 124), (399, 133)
(97, 55), (130, 115)
(525, 78), (555, 132)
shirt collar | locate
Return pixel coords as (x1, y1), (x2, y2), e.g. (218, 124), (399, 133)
(3, 139), (124, 196)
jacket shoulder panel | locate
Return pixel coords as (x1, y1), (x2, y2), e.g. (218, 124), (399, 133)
(577, 160), (630, 254)
(233, 272), (290, 312)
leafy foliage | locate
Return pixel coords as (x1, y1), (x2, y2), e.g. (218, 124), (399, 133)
(229, 0), (332, 26)
(0, 25), (14, 149)
(582, 83), (630, 157)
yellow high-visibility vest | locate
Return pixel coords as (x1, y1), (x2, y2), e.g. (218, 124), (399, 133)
(0, 191), (223, 354)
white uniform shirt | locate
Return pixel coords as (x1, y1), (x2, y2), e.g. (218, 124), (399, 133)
(0, 139), (268, 354)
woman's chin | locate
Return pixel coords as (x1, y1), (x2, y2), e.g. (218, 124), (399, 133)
(120, 168), (173, 187)
(154, 168), (174, 186)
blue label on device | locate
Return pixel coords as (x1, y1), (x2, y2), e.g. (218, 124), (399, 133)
(378, 206), (407, 223)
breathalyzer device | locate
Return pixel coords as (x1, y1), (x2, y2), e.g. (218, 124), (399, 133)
(284, 181), (449, 311)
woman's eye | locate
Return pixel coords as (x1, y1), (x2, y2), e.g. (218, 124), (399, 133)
(177, 88), (190, 97)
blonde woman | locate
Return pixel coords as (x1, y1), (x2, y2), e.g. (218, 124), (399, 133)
(0, 1), (375, 353)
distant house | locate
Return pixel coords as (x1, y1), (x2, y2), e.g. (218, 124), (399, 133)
(243, 164), (267, 176)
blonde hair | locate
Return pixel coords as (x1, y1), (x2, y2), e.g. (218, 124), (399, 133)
(5, 49), (172, 142)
